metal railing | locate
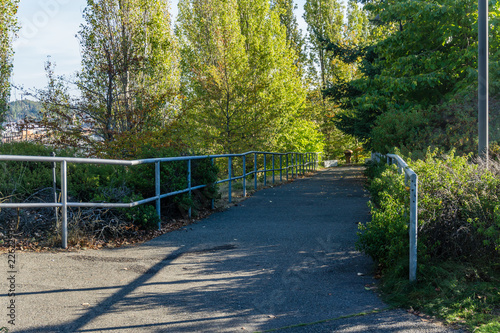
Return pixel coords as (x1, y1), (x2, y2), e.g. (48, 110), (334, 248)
(372, 152), (419, 283)
(0, 151), (318, 248)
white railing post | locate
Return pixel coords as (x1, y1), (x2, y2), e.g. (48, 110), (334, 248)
(61, 160), (68, 249)
(155, 161), (161, 229)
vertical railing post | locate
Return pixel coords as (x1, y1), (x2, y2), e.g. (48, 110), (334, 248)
(292, 153), (295, 178)
(410, 173), (418, 283)
(188, 159), (192, 218)
(286, 154), (289, 181)
(155, 161), (161, 229)
(272, 154), (275, 185)
(280, 154), (283, 182)
(51, 152), (58, 228)
(254, 153), (258, 190)
(228, 157), (232, 203)
(61, 160), (68, 249)
(211, 157), (215, 210)
(301, 154), (304, 175)
(242, 155), (246, 197)
(263, 154), (267, 186)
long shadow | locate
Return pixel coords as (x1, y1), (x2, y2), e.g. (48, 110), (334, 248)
(15, 166), (382, 333)
(14, 246), (249, 333)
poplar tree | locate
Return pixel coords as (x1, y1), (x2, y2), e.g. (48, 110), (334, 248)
(303, 0), (344, 89)
(178, 0), (310, 153)
(270, 0), (307, 67)
(0, 0), (18, 124)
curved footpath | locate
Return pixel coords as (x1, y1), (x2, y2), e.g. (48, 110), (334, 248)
(2, 166), (463, 333)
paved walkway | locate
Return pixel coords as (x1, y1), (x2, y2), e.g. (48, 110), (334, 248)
(2, 166), (462, 332)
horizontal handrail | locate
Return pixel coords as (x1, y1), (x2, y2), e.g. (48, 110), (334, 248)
(0, 151), (319, 248)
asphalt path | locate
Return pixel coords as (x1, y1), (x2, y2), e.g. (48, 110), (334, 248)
(1, 166), (463, 332)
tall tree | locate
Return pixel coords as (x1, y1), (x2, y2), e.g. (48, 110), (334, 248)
(270, 0), (307, 67)
(177, 0), (309, 153)
(0, 0), (19, 124)
(38, 0), (179, 153)
(303, 0), (344, 89)
(329, 0), (500, 154)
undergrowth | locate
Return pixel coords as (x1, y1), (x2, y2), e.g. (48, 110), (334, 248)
(0, 142), (218, 248)
(361, 149), (500, 332)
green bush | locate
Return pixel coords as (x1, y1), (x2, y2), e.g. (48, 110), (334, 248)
(359, 150), (500, 276)
(120, 194), (160, 231)
(125, 146), (219, 216)
(0, 142), (219, 234)
(0, 142), (55, 201)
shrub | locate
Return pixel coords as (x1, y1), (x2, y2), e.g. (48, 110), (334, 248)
(0, 142), (56, 201)
(359, 150), (500, 276)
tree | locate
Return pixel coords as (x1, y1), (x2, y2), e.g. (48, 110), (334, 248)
(0, 0), (19, 124)
(38, 0), (179, 154)
(270, 0), (307, 68)
(303, 0), (344, 89)
(328, 0), (500, 154)
(177, 0), (309, 154)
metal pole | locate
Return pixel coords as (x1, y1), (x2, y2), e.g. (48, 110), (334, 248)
(263, 154), (267, 186)
(286, 154), (289, 181)
(254, 153), (258, 190)
(51, 152), (58, 228)
(188, 159), (192, 218)
(211, 157), (215, 210)
(280, 155), (283, 182)
(155, 161), (161, 229)
(242, 155), (246, 197)
(272, 154), (275, 185)
(61, 160), (68, 249)
(228, 157), (232, 203)
(409, 173), (418, 283)
(293, 153), (296, 178)
(478, 0), (489, 160)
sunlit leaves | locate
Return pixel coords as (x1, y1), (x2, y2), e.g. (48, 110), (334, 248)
(0, 0), (19, 123)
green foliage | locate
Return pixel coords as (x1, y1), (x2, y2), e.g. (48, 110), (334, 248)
(177, 0), (307, 154)
(357, 163), (410, 268)
(5, 100), (43, 122)
(381, 259), (500, 332)
(0, 0), (19, 123)
(0, 142), (219, 230)
(67, 163), (127, 202)
(360, 151), (500, 270)
(361, 152), (500, 331)
(120, 194), (160, 231)
(124, 145), (219, 216)
(0, 142), (55, 201)
(35, 0), (179, 151)
(327, 0), (500, 154)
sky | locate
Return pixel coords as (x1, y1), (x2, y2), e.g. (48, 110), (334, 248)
(11, 0), (309, 101)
